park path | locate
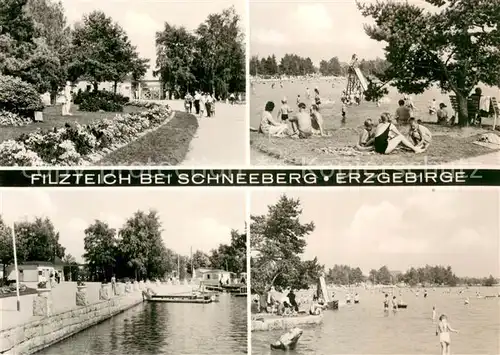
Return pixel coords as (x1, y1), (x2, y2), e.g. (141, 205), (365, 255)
(150, 100), (247, 166)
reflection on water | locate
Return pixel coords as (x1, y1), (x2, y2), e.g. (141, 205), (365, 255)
(252, 287), (500, 355)
(39, 294), (247, 355)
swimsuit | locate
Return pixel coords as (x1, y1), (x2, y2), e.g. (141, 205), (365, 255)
(440, 332), (450, 344)
(374, 125), (391, 154)
(281, 114), (289, 121)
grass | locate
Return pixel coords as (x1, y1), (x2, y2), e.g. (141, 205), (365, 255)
(0, 104), (144, 144)
(99, 111), (199, 165)
(250, 79), (499, 165)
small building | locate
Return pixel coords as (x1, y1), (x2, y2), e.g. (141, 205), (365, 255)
(194, 268), (232, 285)
(6, 258), (65, 283)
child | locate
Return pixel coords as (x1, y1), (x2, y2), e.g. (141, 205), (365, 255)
(279, 97), (292, 121)
(356, 119), (375, 151)
(436, 314), (459, 355)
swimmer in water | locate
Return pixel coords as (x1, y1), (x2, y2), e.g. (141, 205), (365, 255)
(383, 294), (390, 312)
(392, 296), (398, 313)
(424, 290), (428, 298)
(436, 314), (459, 355)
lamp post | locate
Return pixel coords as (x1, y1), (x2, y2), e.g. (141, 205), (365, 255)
(11, 223), (20, 311)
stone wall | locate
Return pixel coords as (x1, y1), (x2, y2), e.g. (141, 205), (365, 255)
(251, 314), (323, 331)
(0, 287), (144, 355)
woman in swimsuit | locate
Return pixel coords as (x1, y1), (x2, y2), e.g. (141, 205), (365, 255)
(373, 113), (423, 154)
(436, 314), (459, 355)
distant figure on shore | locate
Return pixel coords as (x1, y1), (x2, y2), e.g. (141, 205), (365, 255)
(436, 314), (459, 355)
(354, 293), (360, 304)
(306, 87), (311, 100)
(429, 99), (437, 114)
(341, 102), (347, 122)
(314, 87), (321, 108)
(432, 306), (436, 321)
(309, 295), (324, 315)
(287, 289), (299, 312)
(424, 289), (428, 298)
(392, 296), (398, 313)
(346, 294), (352, 304)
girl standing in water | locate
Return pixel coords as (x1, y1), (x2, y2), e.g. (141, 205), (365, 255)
(436, 314), (459, 355)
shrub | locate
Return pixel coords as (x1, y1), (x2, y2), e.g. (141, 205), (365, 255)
(37, 281), (47, 289)
(76, 90), (130, 112)
(0, 110), (31, 126)
(0, 75), (44, 116)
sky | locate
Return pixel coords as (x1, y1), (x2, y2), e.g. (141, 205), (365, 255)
(0, 189), (245, 263)
(60, 0), (246, 79)
(251, 188), (500, 278)
(250, 0), (434, 65)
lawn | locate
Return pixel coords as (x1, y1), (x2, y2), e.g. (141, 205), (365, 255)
(250, 78), (499, 165)
(0, 104), (144, 144)
(99, 111), (199, 165)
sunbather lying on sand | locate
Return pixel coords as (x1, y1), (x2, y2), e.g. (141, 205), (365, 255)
(374, 113), (424, 154)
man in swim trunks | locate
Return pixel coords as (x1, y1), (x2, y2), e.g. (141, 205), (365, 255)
(383, 294), (390, 311)
(409, 118), (432, 151)
(289, 103), (313, 139)
(374, 113), (423, 154)
(356, 119), (375, 151)
(392, 296), (398, 313)
(395, 99), (411, 125)
(436, 314), (459, 355)
(310, 104), (325, 136)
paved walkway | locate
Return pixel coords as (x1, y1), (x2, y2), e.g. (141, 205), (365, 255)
(148, 100), (247, 166)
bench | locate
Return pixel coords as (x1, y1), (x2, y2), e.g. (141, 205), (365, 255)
(450, 95), (498, 128)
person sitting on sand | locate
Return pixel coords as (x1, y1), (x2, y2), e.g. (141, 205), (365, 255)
(289, 103), (313, 139)
(395, 99), (411, 124)
(278, 97), (293, 122)
(259, 101), (288, 137)
(310, 104), (325, 136)
(356, 119), (375, 151)
(436, 314), (459, 355)
(408, 118), (432, 151)
(373, 113), (423, 154)
(436, 103), (449, 125)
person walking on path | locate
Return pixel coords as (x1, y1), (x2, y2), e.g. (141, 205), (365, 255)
(194, 91), (201, 115)
(111, 274), (117, 295)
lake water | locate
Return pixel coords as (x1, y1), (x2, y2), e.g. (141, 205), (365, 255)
(250, 78), (499, 127)
(252, 287), (500, 355)
(38, 294), (247, 355)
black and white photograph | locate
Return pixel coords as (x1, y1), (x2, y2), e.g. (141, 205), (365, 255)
(250, 188), (499, 354)
(249, 0), (500, 166)
(0, 0), (246, 166)
(0, 189), (247, 354)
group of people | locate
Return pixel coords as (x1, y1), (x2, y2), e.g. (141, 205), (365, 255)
(253, 287), (328, 316)
(356, 112), (432, 154)
(184, 91), (216, 117)
(259, 98), (326, 138)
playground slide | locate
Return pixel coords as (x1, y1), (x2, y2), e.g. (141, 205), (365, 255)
(318, 276), (330, 303)
(354, 67), (369, 91)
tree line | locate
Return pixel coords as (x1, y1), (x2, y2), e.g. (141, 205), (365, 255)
(326, 264), (497, 287)
(0, 0), (244, 102)
(155, 6), (245, 99)
(0, 212), (246, 283)
(249, 53), (388, 78)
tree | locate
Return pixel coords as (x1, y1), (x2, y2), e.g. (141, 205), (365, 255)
(319, 57), (343, 76)
(155, 23), (197, 98)
(62, 253), (78, 281)
(83, 220), (117, 282)
(117, 210), (165, 281)
(483, 275), (496, 287)
(69, 10), (148, 91)
(358, 0), (500, 125)
(194, 6), (245, 96)
(191, 250), (211, 270)
(209, 229), (246, 275)
(14, 217), (65, 262)
(250, 195), (318, 294)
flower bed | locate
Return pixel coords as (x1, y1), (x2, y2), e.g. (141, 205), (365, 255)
(0, 110), (32, 127)
(0, 104), (173, 166)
